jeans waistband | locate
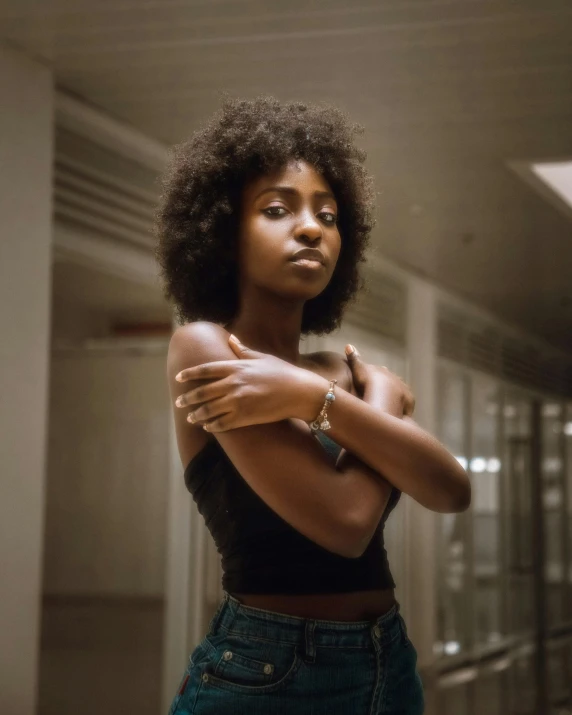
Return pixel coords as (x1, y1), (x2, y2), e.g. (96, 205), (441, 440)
(207, 591), (404, 650)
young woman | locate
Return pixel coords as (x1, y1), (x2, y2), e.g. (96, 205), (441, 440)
(156, 97), (471, 715)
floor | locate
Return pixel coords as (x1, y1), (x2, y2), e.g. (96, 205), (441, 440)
(38, 597), (164, 715)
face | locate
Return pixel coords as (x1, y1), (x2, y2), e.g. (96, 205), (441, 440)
(237, 160), (341, 301)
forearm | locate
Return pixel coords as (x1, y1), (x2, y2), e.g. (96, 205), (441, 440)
(335, 384), (401, 490)
(311, 378), (470, 513)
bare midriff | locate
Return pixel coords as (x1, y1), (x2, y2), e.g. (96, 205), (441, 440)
(231, 588), (396, 622)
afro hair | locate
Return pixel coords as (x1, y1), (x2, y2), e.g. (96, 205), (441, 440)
(154, 96), (375, 335)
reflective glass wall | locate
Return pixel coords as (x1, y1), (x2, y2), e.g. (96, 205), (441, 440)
(434, 363), (572, 714)
(435, 366), (470, 660)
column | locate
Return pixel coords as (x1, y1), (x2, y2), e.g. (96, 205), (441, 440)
(0, 44), (54, 715)
(403, 279), (439, 696)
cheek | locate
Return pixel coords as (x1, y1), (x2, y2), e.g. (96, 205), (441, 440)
(330, 229), (342, 261)
(238, 217), (285, 274)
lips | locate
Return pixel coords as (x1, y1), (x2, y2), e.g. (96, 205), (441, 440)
(289, 248), (325, 265)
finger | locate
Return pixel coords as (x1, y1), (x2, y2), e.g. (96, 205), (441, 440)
(201, 409), (250, 432)
(406, 395), (416, 416)
(228, 334), (264, 359)
(175, 376), (235, 409)
(344, 344), (360, 359)
(187, 395), (231, 425)
(176, 361), (238, 383)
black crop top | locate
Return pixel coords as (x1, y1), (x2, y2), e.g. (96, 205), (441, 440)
(184, 430), (401, 595)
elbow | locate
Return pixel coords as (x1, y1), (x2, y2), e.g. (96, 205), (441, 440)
(441, 477), (472, 514)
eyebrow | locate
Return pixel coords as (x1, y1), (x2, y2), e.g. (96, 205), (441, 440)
(254, 186), (337, 202)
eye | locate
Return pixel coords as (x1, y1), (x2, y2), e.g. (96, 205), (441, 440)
(319, 212), (337, 225)
(263, 206), (288, 217)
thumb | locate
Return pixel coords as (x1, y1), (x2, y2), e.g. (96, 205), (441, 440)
(344, 344), (360, 362)
(228, 334), (263, 358)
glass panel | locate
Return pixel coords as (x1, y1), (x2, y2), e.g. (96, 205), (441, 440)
(509, 647), (537, 715)
(438, 682), (472, 715)
(565, 404), (572, 622)
(471, 375), (502, 649)
(436, 366), (470, 659)
(473, 668), (507, 715)
(541, 402), (565, 628)
(503, 392), (535, 638)
(546, 640), (571, 705)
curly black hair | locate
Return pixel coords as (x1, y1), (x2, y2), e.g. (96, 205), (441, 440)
(154, 96), (375, 335)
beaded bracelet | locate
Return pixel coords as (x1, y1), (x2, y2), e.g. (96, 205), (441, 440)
(309, 379), (337, 433)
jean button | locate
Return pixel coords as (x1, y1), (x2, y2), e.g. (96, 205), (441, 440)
(223, 650), (233, 660)
(263, 664), (273, 675)
(373, 625), (382, 638)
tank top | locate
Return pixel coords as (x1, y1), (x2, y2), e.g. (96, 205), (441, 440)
(184, 430), (400, 594)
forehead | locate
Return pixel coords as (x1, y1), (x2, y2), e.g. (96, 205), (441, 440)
(244, 160), (335, 200)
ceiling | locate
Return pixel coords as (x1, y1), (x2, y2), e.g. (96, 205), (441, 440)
(1, 0), (572, 350)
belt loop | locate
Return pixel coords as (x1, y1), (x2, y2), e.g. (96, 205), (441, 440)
(207, 593), (229, 635)
(303, 620), (316, 664)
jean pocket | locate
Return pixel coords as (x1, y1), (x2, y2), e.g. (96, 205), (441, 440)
(201, 633), (302, 695)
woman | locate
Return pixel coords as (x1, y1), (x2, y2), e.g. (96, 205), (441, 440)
(156, 97), (470, 714)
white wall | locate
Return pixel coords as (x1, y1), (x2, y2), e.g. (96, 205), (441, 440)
(44, 349), (170, 597)
(0, 44), (53, 715)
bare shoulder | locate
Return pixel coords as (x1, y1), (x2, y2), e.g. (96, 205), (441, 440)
(303, 349), (355, 396)
(169, 320), (228, 356)
(167, 321), (233, 468)
(168, 321), (231, 377)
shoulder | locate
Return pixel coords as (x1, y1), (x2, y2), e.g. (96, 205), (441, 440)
(167, 322), (234, 467)
(304, 349), (355, 395)
(170, 320), (228, 350)
(168, 321), (230, 372)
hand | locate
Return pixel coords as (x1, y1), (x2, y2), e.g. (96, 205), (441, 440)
(345, 344), (415, 417)
(174, 335), (326, 431)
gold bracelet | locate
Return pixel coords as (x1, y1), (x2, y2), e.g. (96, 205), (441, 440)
(309, 379), (337, 433)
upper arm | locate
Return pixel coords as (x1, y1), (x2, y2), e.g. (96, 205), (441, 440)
(167, 322), (360, 557)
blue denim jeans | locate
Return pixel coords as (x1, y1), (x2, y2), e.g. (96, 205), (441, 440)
(168, 592), (424, 714)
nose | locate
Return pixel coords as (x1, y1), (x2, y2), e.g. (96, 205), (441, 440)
(294, 210), (322, 242)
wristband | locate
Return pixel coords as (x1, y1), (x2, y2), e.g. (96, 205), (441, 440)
(309, 379), (337, 433)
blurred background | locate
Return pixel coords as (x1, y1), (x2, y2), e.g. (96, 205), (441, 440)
(1, 1), (571, 714)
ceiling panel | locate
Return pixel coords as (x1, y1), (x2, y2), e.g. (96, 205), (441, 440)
(1, 0), (571, 350)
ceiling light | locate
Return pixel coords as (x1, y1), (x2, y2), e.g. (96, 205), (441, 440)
(532, 161), (572, 209)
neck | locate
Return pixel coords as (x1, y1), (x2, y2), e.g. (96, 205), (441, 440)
(225, 290), (306, 364)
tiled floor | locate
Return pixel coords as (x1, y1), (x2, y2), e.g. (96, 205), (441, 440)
(38, 597), (164, 715)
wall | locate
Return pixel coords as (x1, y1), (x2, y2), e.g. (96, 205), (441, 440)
(44, 348), (170, 597)
(0, 44), (53, 715)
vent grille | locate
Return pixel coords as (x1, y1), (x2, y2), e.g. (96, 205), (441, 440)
(438, 314), (468, 363)
(346, 268), (407, 344)
(500, 339), (540, 386)
(54, 127), (160, 250)
(438, 306), (572, 397)
(468, 325), (501, 374)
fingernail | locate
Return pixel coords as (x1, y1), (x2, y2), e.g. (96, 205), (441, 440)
(229, 334), (239, 343)
(345, 344), (355, 356)
(175, 372), (184, 382)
